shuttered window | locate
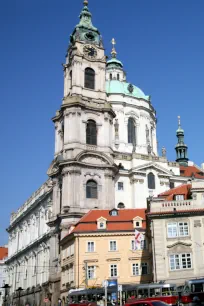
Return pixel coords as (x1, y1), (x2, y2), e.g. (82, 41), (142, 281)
(86, 180), (98, 199)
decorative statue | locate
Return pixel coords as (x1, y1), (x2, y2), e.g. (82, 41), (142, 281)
(162, 147), (166, 158)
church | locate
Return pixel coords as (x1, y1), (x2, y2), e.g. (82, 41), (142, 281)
(5, 1), (204, 305)
(47, 0), (199, 235)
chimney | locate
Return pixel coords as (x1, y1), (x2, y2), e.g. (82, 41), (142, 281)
(201, 163), (204, 170)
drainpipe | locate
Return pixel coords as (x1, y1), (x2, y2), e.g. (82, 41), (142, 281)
(151, 220), (157, 282)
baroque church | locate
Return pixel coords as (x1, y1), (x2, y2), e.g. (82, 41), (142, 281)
(47, 0), (194, 236)
(6, 1), (204, 305)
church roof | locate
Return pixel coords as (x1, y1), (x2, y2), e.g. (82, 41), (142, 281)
(106, 80), (149, 100)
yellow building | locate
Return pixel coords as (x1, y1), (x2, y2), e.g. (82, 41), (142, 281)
(60, 208), (152, 299)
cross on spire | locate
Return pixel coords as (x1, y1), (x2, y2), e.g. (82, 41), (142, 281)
(178, 115), (181, 128)
(111, 38), (117, 58)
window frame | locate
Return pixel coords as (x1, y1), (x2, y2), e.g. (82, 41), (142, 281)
(86, 120), (97, 145)
(87, 241), (95, 253)
(84, 67), (95, 90)
(141, 262), (148, 275)
(132, 263), (139, 276)
(148, 172), (156, 190)
(86, 180), (98, 199)
(118, 182), (124, 191)
(169, 253), (192, 271)
(87, 265), (95, 280)
(109, 240), (117, 252)
(128, 117), (136, 144)
(167, 222), (189, 238)
(110, 264), (118, 277)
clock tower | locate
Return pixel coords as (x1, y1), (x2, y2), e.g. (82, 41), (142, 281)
(63, 0), (107, 101)
(48, 0), (117, 237)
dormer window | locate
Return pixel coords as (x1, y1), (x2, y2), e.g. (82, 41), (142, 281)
(109, 209), (118, 216)
(97, 217), (107, 230)
(175, 194), (184, 201)
(133, 216), (143, 228)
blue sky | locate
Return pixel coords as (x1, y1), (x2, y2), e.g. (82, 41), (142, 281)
(0, 0), (204, 245)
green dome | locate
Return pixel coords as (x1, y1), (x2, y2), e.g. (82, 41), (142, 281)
(106, 80), (149, 100)
(106, 58), (123, 68)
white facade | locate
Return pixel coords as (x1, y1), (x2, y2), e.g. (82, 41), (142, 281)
(6, 180), (54, 301)
(0, 253), (7, 306)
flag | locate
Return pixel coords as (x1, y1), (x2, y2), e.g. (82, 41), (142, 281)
(134, 229), (144, 250)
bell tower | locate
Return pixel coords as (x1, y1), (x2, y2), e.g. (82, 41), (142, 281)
(48, 0), (117, 236)
(64, 0), (107, 101)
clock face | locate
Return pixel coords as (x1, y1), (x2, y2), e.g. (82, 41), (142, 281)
(83, 45), (97, 59)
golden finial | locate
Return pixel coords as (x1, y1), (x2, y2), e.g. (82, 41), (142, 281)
(83, 0), (88, 6)
(111, 38), (117, 58)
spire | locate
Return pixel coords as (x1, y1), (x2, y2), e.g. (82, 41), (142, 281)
(69, 1), (101, 46)
(111, 38), (117, 58)
(175, 116), (188, 166)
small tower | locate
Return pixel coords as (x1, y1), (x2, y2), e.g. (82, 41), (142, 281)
(106, 38), (125, 81)
(175, 116), (188, 166)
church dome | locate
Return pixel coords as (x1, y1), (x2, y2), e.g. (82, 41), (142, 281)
(106, 58), (123, 69)
(106, 80), (149, 100)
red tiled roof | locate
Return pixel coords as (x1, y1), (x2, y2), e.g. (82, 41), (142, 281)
(180, 165), (204, 179)
(65, 209), (146, 238)
(159, 183), (191, 201)
(0, 247), (8, 260)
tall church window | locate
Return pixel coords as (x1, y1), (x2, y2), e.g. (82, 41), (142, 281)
(86, 120), (97, 145)
(117, 74), (120, 80)
(69, 71), (72, 89)
(128, 117), (136, 144)
(85, 68), (95, 89)
(148, 172), (155, 189)
(86, 180), (98, 199)
(110, 73), (112, 80)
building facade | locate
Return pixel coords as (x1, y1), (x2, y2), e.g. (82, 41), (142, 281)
(0, 247), (8, 306)
(148, 181), (204, 286)
(60, 209), (152, 302)
(5, 180), (59, 306)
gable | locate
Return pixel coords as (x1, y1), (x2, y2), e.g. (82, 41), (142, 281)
(132, 162), (173, 177)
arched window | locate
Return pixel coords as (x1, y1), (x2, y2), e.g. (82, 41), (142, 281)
(117, 203), (125, 209)
(117, 74), (120, 80)
(148, 172), (155, 189)
(69, 70), (72, 89)
(86, 120), (97, 145)
(128, 117), (136, 144)
(110, 73), (112, 80)
(85, 68), (95, 89)
(86, 180), (98, 199)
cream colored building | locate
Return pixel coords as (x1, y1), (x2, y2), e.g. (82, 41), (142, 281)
(60, 209), (152, 300)
(148, 181), (204, 286)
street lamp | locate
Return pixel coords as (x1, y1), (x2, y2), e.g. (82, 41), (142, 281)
(16, 287), (23, 306)
(1, 284), (11, 306)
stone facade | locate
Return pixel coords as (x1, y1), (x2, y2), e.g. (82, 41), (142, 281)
(148, 181), (204, 285)
(5, 180), (60, 306)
